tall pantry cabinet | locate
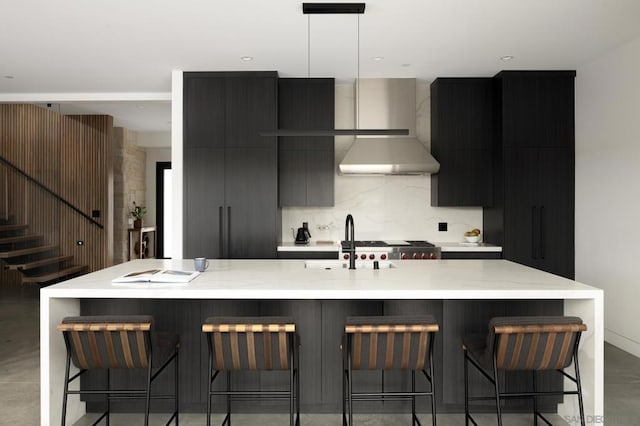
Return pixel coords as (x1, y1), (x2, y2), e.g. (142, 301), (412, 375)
(183, 71), (280, 259)
(484, 71), (576, 279)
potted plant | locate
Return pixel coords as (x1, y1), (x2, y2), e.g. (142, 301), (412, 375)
(131, 201), (147, 228)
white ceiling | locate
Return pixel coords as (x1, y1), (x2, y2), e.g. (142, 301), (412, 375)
(2, 0), (640, 132)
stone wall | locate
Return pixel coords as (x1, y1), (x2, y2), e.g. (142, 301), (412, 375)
(113, 128), (146, 264)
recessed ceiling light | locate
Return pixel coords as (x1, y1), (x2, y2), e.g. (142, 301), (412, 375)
(4, 75), (14, 79)
(240, 56), (254, 61)
(371, 56), (384, 62)
(501, 55), (514, 61)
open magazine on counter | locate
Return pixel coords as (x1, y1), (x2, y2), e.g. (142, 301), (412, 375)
(111, 269), (200, 285)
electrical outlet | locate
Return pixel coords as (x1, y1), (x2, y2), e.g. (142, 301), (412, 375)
(438, 222), (448, 232)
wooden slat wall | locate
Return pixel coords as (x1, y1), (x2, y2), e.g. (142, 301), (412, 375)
(0, 104), (113, 283)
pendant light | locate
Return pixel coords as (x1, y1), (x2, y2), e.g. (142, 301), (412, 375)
(259, 2), (409, 137)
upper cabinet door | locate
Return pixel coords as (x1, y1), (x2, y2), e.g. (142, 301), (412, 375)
(225, 75), (278, 149)
(278, 78), (335, 207)
(183, 76), (226, 148)
(430, 78), (493, 207)
(498, 71), (575, 149)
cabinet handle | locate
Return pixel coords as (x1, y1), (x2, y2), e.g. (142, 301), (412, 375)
(540, 205), (545, 260)
(531, 205), (537, 259)
(219, 206), (224, 257)
(227, 206), (231, 257)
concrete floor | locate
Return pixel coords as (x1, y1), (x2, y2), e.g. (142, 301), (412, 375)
(1, 285), (638, 425)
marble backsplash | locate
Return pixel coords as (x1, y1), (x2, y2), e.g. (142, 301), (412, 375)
(281, 81), (483, 243)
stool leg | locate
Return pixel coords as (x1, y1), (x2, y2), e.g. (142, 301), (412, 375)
(574, 355), (586, 426)
(175, 349), (180, 425)
(492, 358), (502, 426)
(348, 337), (353, 426)
(206, 355), (212, 426)
(463, 350), (469, 426)
(106, 368), (110, 426)
(342, 343), (347, 426)
(295, 335), (300, 426)
(532, 369), (538, 426)
(289, 334), (294, 426)
(412, 370), (416, 426)
(430, 354), (436, 426)
(226, 371), (231, 426)
(145, 360), (152, 426)
(61, 353), (71, 426)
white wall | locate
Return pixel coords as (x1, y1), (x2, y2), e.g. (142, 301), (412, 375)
(576, 35), (640, 356)
(282, 82), (483, 243)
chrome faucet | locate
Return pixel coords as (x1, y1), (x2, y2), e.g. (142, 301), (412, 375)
(345, 214), (356, 270)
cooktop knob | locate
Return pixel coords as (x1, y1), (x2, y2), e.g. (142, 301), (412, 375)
(380, 254), (387, 260)
(360, 254), (367, 260)
(369, 254), (375, 260)
(343, 254), (349, 260)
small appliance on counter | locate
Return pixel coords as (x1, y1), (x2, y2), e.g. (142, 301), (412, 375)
(295, 222), (311, 245)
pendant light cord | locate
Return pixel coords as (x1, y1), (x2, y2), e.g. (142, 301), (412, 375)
(356, 13), (360, 129)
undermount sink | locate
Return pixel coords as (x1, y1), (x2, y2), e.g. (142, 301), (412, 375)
(304, 260), (397, 270)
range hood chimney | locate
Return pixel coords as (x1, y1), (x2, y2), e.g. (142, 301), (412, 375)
(339, 78), (440, 175)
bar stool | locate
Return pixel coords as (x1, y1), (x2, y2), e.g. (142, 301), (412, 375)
(57, 315), (180, 426)
(463, 316), (587, 426)
(342, 315), (439, 426)
(202, 316), (299, 426)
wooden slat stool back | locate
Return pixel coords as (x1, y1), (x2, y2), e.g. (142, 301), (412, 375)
(343, 315), (439, 426)
(202, 316), (299, 426)
(462, 316), (587, 426)
(57, 315), (180, 426)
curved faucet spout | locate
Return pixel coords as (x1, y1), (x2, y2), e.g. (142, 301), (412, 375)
(345, 214), (356, 270)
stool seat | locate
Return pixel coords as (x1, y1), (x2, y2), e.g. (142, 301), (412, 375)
(463, 316), (587, 426)
(58, 315), (179, 426)
(343, 315), (438, 425)
(203, 316), (299, 426)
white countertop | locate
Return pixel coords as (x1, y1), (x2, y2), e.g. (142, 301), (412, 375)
(277, 241), (502, 252)
(277, 241), (341, 251)
(435, 242), (502, 252)
(43, 258), (598, 300)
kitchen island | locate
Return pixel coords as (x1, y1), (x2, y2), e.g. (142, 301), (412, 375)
(41, 258), (603, 425)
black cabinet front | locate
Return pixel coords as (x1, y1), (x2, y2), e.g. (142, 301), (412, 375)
(485, 71), (575, 279)
(183, 72), (279, 259)
(430, 78), (494, 207)
(278, 78), (335, 207)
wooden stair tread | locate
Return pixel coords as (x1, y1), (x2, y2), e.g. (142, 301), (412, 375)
(0, 224), (28, 232)
(7, 255), (73, 270)
(22, 265), (87, 284)
(0, 235), (43, 244)
(0, 244), (57, 258)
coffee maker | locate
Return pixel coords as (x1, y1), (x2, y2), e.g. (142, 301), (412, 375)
(295, 222), (311, 245)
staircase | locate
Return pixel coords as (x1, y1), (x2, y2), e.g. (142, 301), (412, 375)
(0, 222), (87, 285)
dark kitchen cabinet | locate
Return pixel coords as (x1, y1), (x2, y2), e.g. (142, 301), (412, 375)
(430, 78), (494, 206)
(183, 72), (279, 259)
(278, 78), (335, 206)
(484, 71), (575, 279)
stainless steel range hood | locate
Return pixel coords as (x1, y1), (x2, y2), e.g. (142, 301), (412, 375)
(339, 78), (440, 175)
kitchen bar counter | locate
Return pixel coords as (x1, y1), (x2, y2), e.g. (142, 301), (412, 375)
(277, 241), (502, 253)
(41, 259), (602, 425)
(435, 241), (502, 252)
